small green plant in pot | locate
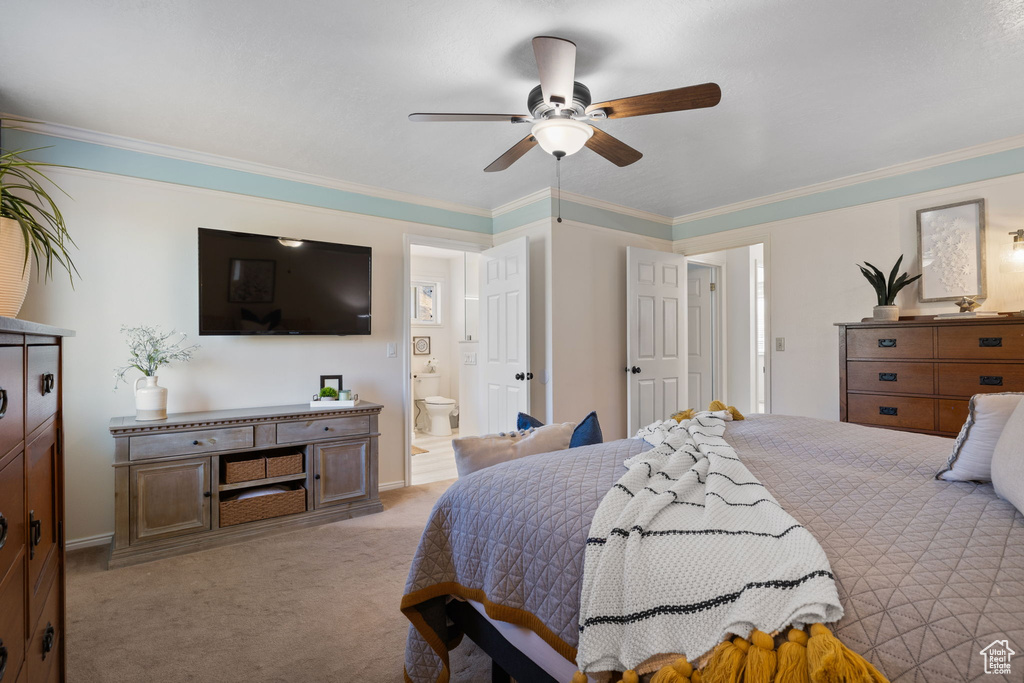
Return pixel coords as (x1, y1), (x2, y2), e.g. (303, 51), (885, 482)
(0, 140), (78, 317)
(857, 255), (921, 321)
(318, 386), (340, 401)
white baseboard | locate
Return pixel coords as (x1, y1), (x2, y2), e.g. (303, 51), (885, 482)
(66, 532), (113, 552)
(379, 480), (406, 492)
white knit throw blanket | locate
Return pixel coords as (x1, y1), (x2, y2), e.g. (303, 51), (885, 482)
(576, 411), (843, 674)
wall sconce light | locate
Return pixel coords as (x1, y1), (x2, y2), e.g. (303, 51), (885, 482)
(1002, 228), (1024, 273)
(1011, 229), (1024, 260)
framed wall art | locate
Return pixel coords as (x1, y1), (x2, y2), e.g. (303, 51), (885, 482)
(916, 199), (986, 302)
(413, 336), (431, 355)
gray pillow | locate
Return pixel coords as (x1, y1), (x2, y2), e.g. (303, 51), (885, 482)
(937, 393), (1024, 482)
(991, 399), (1024, 514)
(452, 423), (575, 478)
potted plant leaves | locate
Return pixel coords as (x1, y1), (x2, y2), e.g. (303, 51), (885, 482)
(318, 386), (339, 401)
(857, 255), (922, 321)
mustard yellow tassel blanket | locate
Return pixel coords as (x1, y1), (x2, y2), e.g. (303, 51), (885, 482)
(574, 410), (887, 683)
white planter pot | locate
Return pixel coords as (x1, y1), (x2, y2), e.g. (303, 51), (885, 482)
(134, 375), (168, 421)
(873, 305), (899, 322)
(0, 217), (31, 318)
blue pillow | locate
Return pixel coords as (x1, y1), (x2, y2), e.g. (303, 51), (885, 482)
(516, 411), (603, 448)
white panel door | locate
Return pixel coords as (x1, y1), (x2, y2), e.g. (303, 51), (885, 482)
(627, 247), (688, 435)
(687, 263), (715, 407)
(479, 236), (530, 434)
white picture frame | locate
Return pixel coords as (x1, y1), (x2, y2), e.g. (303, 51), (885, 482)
(917, 199), (986, 302)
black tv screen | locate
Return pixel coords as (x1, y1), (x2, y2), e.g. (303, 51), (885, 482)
(198, 228), (371, 335)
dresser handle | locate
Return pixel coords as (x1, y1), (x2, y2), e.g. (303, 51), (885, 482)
(0, 638), (8, 681)
(979, 337), (1002, 347)
(0, 514), (7, 550)
(29, 511), (41, 559)
(0, 388), (7, 419)
(42, 373), (55, 395)
(878, 372), (897, 382)
(192, 440), (200, 445)
(980, 376), (1004, 386)
(878, 339), (897, 348)
(879, 406), (898, 416)
(41, 623), (55, 660)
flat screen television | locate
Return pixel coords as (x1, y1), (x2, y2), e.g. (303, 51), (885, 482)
(198, 228), (371, 335)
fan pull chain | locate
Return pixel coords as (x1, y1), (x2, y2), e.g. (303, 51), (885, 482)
(555, 152), (563, 223)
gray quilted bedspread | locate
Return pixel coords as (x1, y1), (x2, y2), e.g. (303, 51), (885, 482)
(403, 415), (1024, 682)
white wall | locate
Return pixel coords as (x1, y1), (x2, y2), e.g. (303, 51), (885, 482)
(19, 168), (490, 543)
(677, 172), (1024, 421)
(549, 221), (673, 441)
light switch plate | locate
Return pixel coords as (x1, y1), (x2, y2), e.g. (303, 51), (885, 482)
(462, 352), (477, 366)
(775, 337), (785, 352)
(386, 342), (397, 358)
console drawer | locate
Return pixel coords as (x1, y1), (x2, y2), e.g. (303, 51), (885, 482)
(937, 324), (1024, 360)
(0, 453), (26, 583)
(26, 571), (60, 683)
(938, 399), (970, 434)
(848, 394), (935, 431)
(0, 558), (26, 683)
(0, 346), (25, 458)
(847, 361), (934, 395)
(129, 426), (253, 460)
(277, 415), (369, 444)
(846, 327), (933, 359)
(938, 363), (1024, 397)
(26, 346), (59, 437)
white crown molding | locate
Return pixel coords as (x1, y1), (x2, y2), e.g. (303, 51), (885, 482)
(2, 116), (493, 219)
(672, 131), (1024, 226)
(491, 187), (552, 217)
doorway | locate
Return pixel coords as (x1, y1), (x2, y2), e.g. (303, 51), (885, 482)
(686, 262), (719, 408)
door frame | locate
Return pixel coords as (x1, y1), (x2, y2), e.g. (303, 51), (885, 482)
(674, 232), (773, 414)
(684, 258), (723, 407)
(403, 234), (489, 487)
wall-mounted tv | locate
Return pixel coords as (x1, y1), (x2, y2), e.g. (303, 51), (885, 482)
(198, 228), (371, 335)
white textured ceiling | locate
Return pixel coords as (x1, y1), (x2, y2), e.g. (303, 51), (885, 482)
(3, 0), (1024, 218)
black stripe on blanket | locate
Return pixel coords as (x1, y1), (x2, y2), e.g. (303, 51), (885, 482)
(708, 472), (763, 487)
(587, 523), (805, 545)
(705, 491), (780, 508)
(578, 569), (835, 630)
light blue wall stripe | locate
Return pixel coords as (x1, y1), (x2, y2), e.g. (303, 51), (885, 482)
(5, 129), (493, 234)
(673, 145), (1024, 240)
(491, 198), (552, 233)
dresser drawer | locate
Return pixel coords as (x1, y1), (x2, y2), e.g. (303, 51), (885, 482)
(26, 346), (59, 437)
(26, 571), (60, 683)
(129, 426), (253, 460)
(938, 399), (970, 434)
(846, 327), (933, 359)
(937, 363), (1024, 397)
(0, 559), (27, 683)
(847, 394), (935, 431)
(847, 361), (934, 394)
(937, 324), (1024, 360)
(0, 453), (26, 583)
(0, 346), (25, 458)
(276, 415), (370, 444)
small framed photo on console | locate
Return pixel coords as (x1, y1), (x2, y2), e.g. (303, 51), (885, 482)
(320, 375), (344, 393)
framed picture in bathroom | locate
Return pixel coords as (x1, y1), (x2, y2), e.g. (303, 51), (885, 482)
(413, 336), (431, 355)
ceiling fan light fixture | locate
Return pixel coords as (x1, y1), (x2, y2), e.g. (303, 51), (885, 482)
(530, 118), (593, 157)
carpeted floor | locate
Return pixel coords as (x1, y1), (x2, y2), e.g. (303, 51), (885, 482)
(66, 481), (492, 682)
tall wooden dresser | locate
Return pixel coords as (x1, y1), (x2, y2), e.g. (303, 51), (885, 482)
(0, 317), (73, 683)
(837, 315), (1024, 436)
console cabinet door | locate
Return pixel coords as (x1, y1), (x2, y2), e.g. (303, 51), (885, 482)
(130, 458), (211, 544)
(314, 439), (369, 509)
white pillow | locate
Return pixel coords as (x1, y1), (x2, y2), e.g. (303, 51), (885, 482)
(937, 393), (1024, 482)
(452, 423), (575, 478)
(991, 399), (1024, 514)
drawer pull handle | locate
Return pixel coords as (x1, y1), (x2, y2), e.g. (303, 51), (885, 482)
(878, 372), (898, 382)
(980, 376), (1004, 386)
(203, 491), (211, 498)
(324, 427), (330, 431)
(29, 510), (41, 559)
(315, 474), (321, 480)
(878, 339), (897, 348)
(879, 406), (898, 416)
(192, 440), (200, 445)
(0, 387), (6, 419)
(0, 638), (7, 681)
(42, 372), (55, 395)
(0, 513), (7, 550)
(979, 337), (1002, 347)
(41, 623), (55, 660)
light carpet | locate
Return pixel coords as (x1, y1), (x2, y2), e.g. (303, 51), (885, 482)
(67, 481), (492, 682)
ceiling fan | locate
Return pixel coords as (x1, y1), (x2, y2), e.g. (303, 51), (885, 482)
(409, 36), (722, 172)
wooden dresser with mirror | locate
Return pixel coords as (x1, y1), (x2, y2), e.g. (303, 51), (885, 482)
(837, 315), (1024, 436)
(0, 317), (74, 683)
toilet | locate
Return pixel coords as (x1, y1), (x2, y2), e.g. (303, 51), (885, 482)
(413, 374), (457, 436)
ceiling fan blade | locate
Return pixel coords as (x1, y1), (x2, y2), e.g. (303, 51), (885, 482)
(484, 133), (538, 172)
(585, 126), (643, 167)
(409, 113), (531, 123)
(532, 36), (577, 107)
(585, 83), (722, 119)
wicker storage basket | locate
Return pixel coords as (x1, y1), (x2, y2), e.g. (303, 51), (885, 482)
(219, 486), (306, 527)
(223, 455), (266, 484)
(266, 452), (303, 478)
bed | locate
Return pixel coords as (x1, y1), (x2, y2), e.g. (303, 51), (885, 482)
(402, 414), (1024, 682)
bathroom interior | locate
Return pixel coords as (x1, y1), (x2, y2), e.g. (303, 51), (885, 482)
(410, 244), (481, 485)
